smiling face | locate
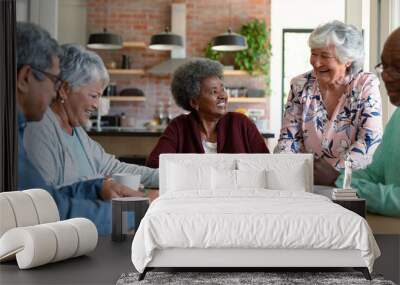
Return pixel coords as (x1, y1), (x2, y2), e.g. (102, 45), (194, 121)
(310, 45), (350, 86)
(381, 28), (400, 106)
(64, 80), (104, 127)
(190, 76), (228, 120)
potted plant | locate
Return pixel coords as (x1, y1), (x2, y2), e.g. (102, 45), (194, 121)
(234, 19), (271, 76)
(204, 19), (271, 93)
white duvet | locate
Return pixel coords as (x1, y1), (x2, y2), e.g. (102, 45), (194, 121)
(131, 190), (380, 273)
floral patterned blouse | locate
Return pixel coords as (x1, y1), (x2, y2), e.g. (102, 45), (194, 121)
(277, 70), (383, 170)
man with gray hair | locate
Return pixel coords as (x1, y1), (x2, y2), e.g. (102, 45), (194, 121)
(16, 22), (136, 234)
(17, 22), (64, 188)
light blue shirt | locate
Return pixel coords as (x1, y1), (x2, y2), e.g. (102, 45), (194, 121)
(18, 111), (112, 235)
(62, 129), (92, 180)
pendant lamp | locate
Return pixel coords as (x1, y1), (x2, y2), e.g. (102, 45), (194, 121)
(149, 27), (183, 51)
(211, 28), (247, 51)
(211, 1), (247, 52)
(87, 28), (123, 50)
(87, 0), (122, 50)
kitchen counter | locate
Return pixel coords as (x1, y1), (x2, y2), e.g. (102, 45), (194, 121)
(87, 127), (164, 137)
(87, 127), (275, 160)
(87, 127), (275, 139)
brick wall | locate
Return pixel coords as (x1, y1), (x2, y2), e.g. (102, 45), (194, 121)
(87, 0), (271, 126)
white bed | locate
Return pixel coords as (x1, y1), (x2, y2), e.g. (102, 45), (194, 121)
(131, 154), (380, 280)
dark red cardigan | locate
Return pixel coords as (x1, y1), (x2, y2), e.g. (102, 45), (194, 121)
(146, 112), (269, 168)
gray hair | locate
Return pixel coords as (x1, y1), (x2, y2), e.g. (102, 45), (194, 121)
(171, 59), (224, 112)
(60, 44), (109, 91)
(308, 20), (364, 76)
(16, 22), (61, 80)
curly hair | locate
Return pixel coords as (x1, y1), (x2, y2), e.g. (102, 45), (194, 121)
(171, 59), (224, 111)
(308, 20), (364, 76)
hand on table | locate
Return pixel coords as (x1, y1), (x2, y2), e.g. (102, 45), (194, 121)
(100, 178), (145, 201)
(145, 189), (159, 203)
(314, 157), (340, 186)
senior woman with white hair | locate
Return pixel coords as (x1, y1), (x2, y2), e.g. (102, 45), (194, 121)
(276, 20), (383, 186)
(24, 44), (159, 192)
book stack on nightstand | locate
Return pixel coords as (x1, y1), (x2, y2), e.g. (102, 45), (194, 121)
(332, 188), (358, 200)
(332, 188), (366, 218)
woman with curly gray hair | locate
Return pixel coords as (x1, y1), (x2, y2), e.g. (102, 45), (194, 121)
(276, 20), (383, 186)
(146, 58), (269, 168)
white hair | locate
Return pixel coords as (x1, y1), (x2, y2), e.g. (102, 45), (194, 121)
(60, 44), (109, 90)
(308, 20), (364, 76)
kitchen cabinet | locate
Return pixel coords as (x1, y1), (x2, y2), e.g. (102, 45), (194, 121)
(107, 69), (146, 76)
(122, 41), (146, 49)
(88, 128), (274, 160)
(97, 41), (268, 125)
(104, 41), (147, 77)
(228, 97), (265, 103)
(107, 96), (145, 102)
(106, 95), (263, 103)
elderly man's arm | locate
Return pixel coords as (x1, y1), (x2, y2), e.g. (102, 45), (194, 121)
(48, 182), (113, 235)
(335, 143), (400, 217)
(336, 175), (400, 217)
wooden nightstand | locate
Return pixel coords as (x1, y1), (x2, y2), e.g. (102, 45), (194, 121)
(332, 198), (366, 218)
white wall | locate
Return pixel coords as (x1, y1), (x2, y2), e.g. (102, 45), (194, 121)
(30, 0), (58, 38)
(375, 0), (400, 124)
(15, 0), (58, 39)
(16, 0), (29, 21)
(269, 0), (345, 148)
(58, 0), (87, 46)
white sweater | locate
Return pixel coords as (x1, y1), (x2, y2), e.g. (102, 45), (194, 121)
(24, 108), (159, 188)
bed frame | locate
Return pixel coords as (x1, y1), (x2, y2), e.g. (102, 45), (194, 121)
(138, 248), (371, 280)
(137, 154), (373, 281)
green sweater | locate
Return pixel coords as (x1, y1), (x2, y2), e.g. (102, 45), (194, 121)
(336, 108), (400, 217)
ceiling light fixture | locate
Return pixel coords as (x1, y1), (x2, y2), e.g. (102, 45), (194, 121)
(211, 1), (247, 52)
(212, 28), (247, 51)
(87, 28), (123, 50)
(149, 27), (183, 51)
(87, 0), (123, 50)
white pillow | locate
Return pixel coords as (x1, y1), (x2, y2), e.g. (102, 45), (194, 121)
(237, 169), (267, 189)
(211, 169), (267, 191)
(167, 162), (211, 191)
(237, 158), (308, 191)
(212, 168), (237, 190)
(266, 163), (307, 191)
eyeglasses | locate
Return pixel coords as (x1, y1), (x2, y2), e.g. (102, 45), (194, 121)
(31, 67), (64, 93)
(374, 63), (400, 80)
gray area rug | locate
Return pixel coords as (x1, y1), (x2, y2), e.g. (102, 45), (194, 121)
(117, 271), (396, 285)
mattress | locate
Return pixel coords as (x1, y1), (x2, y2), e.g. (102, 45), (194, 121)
(131, 190), (380, 273)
